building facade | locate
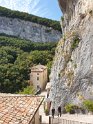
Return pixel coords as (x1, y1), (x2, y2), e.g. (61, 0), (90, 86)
(30, 64), (47, 90)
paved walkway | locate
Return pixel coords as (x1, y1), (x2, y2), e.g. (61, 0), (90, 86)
(61, 114), (93, 124)
(39, 91), (93, 124)
(51, 115), (93, 124)
(39, 91), (49, 124)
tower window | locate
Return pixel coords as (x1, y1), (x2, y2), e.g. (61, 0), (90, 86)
(37, 77), (39, 80)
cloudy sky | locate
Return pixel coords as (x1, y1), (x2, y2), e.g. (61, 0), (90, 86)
(0, 0), (62, 20)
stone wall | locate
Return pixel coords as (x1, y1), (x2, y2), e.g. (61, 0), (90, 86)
(0, 16), (61, 42)
(50, 0), (93, 111)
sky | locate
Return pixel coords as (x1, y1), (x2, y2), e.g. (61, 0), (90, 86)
(0, 0), (62, 21)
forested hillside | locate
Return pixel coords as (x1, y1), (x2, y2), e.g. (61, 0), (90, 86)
(0, 6), (61, 31)
(0, 36), (57, 93)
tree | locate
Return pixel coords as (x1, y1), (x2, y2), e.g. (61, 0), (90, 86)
(0, 35), (57, 93)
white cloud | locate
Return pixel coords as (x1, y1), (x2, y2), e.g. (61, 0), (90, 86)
(0, 0), (50, 17)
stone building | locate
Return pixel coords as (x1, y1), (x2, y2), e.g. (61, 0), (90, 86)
(30, 64), (47, 90)
(0, 94), (44, 124)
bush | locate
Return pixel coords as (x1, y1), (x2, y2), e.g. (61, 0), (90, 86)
(19, 86), (35, 94)
(83, 100), (93, 112)
(61, 16), (64, 21)
(71, 35), (80, 51)
(44, 108), (49, 116)
(65, 104), (78, 114)
(79, 107), (86, 114)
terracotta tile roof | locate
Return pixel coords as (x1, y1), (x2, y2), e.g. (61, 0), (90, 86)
(0, 94), (44, 124)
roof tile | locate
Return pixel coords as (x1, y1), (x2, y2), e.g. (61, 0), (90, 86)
(0, 94), (43, 124)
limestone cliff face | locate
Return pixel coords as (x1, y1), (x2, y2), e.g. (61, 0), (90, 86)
(0, 16), (61, 42)
(50, 0), (93, 111)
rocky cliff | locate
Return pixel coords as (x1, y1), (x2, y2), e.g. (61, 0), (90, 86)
(0, 16), (61, 42)
(50, 0), (93, 111)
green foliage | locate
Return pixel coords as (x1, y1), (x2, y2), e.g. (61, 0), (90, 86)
(43, 101), (50, 116)
(0, 64), (28, 93)
(47, 61), (52, 77)
(83, 100), (93, 112)
(0, 35), (57, 52)
(0, 6), (61, 31)
(45, 29), (51, 33)
(44, 108), (49, 115)
(19, 86), (35, 95)
(65, 104), (78, 114)
(61, 16), (64, 21)
(74, 64), (77, 68)
(65, 104), (73, 113)
(71, 35), (80, 51)
(30, 50), (53, 65)
(0, 36), (56, 93)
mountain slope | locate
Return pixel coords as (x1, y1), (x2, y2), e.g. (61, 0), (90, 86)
(0, 6), (61, 42)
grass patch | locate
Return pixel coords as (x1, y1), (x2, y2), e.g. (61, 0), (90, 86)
(71, 35), (80, 51)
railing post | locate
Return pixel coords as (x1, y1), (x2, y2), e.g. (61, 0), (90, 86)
(39, 115), (42, 124)
(63, 119), (65, 124)
(49, 116), (51, 124)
